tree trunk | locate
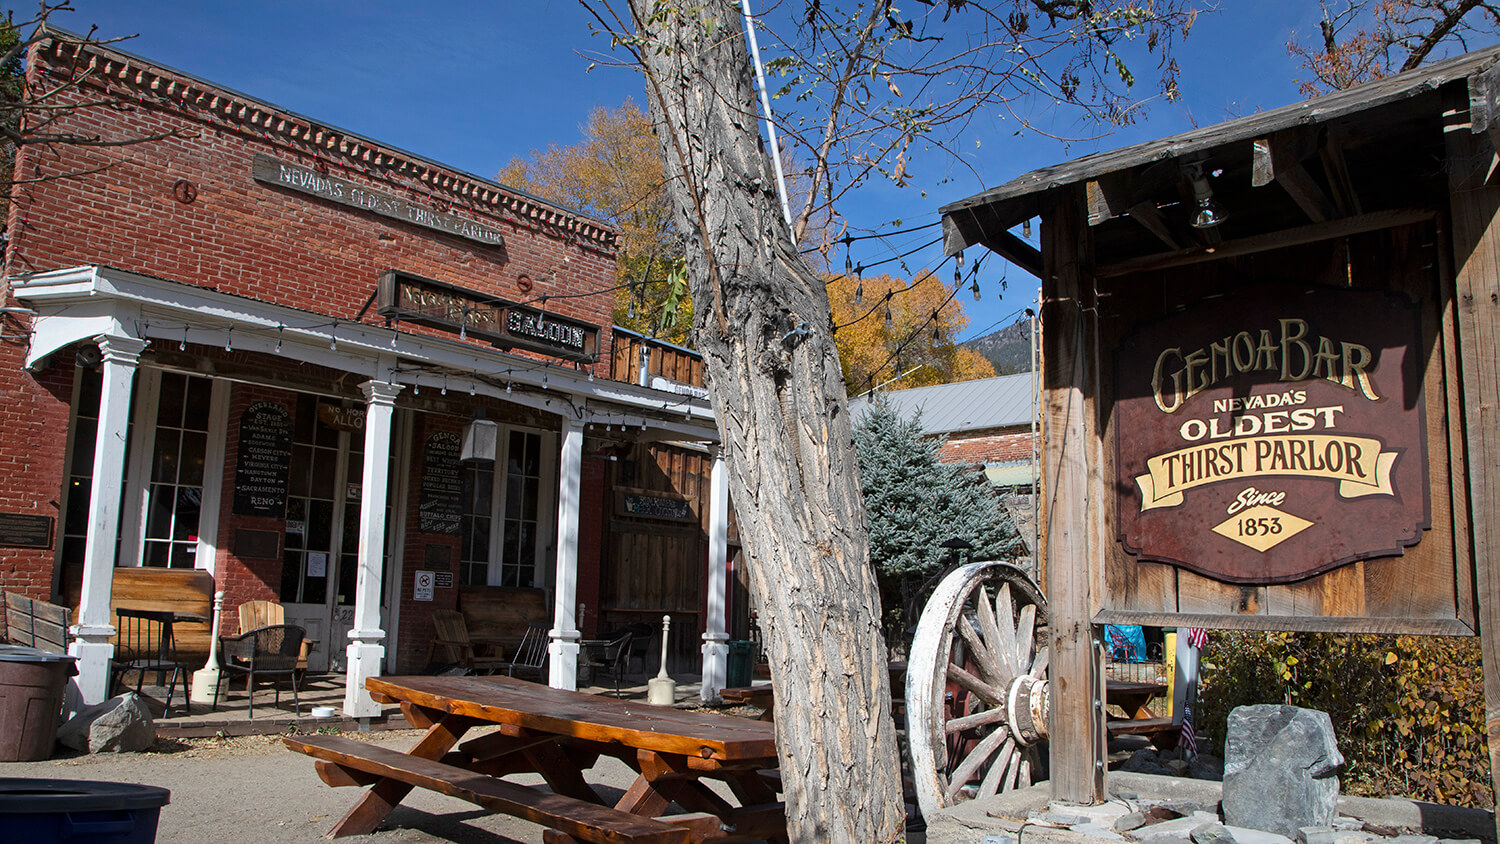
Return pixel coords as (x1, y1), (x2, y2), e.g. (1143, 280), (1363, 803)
(632, 2), (906, 840)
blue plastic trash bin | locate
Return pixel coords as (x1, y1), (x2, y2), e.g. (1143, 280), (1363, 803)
(0, 778), (170, 843)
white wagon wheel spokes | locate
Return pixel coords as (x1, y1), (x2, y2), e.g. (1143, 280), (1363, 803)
(906, 562), (1050, 819)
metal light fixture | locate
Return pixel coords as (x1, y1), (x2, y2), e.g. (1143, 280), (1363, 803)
(1188, 164), (1226, 229)
(461, 408), (498, 462)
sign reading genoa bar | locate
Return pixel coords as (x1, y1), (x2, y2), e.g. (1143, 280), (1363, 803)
(1114, 285), (1430, 584)
(378, 270), (600, 363)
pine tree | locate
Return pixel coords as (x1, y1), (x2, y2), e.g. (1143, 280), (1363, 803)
(854, 395), (1022, 637)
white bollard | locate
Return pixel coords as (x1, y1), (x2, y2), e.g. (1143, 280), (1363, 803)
(190, 590), (225, 705)
(646, 614), (677, 706)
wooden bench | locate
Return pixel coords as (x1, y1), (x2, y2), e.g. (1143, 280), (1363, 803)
(457, 586), (548, 657)
(3, 592), (71, 653)
(283, 734), (693, 844)
(62, 568), (216, 667)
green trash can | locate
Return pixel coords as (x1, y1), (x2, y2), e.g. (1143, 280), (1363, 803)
(726, 640), (755, 688)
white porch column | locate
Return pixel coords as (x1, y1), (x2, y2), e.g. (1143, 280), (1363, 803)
(69, 334), (147, 708)
(700, 450), (730, 703)
(548, 418), (584, 690)
(343, 380), (404, 717)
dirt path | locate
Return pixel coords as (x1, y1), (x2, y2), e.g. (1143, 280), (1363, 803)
(0, 729), (644, 843)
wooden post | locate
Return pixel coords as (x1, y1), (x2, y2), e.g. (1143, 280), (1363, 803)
(1445, 85), (1500, 831)
(1040, 187), (1107, 802)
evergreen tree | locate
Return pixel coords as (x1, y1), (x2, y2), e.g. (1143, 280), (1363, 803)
(854, 395), (1022, 636)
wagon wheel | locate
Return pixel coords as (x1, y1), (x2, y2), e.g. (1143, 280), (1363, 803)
(906, 562), (1050, 819)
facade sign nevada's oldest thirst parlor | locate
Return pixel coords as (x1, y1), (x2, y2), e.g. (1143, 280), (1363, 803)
(252, 155), (506, 249)
(1114, 285), (1430, 583)
(377, 270), (600, 362)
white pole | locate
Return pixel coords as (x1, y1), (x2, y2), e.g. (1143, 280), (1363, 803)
(740, 0), (793, 230)
(189, 590), (225, 705)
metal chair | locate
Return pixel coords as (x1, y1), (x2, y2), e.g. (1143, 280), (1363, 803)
(507, 623), (550, 680)
(214, 623), (305, 717)
(584, 631), (633, 697)
(112, 608), (188, 717)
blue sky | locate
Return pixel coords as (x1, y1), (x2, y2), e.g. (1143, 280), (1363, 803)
(38, 2), (1483, 343)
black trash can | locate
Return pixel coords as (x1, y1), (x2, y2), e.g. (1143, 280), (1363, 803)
(0, 779), (169, 843)
(726, 640), (755, 688)
(0, 645), (77, 762)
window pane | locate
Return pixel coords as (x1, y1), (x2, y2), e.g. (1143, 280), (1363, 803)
(315, 402), (340, 448)
(505, 475), (522, 519)
(170, 543), (196, 569)
(522, 478), (539, 521)
(183, 378), (213, 431)
(180, 432), (207, 486)
(173, 488), (201, 540)
(309, 500), (334, 551)
(337, 553), (357, 605)
(69, 424), (97, 477)
(288, 445), (312, 497)
(151, 428), (179, 483)
(144, 483), (173, 539)
(157, 373), (185, 428)
(65, 478), (90, 529)
(522, 434), (540, 475)
(142, 540), (170, 567)
(310, 451), (337, 499)
(76, 367), (102, 417)
(294, 394), (316, 442)
(281, 551), (302, 601)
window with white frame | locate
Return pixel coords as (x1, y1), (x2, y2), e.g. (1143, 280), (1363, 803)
(456, 427), (553, 588)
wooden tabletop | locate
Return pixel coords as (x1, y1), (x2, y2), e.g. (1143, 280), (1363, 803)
(368, 675), (779, 762)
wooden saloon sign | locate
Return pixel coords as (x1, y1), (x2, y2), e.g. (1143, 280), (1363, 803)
(1115, 285), (1428, 584)
(939, 47), (1500, 805)
(377, 270), (600, 362)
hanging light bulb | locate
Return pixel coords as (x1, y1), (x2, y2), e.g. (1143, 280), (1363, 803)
(627, 297), (636, 319)
(329, 324), (338, 351)
(224, 326), (233, 352)
(441, 374), (448, 395)
(459, 307), (467, 341)
(505, 382), (513, 394)
(954, 262), (961, 287)
(469, 381), (476, 397)
(275, 325), (283, 354)
(883, 303), (893, 330)
(413, 380), (420, 395)
(844, 246), (853, 278)
(932, 319), (941, 342)
(1023, 219), (1032, 239)
(854, 278), (864, 307)
(180, 326), (188, 351)
(971, 278), (981, 301)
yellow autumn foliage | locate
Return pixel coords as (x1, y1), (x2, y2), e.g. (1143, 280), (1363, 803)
(828, 270), (995, 392)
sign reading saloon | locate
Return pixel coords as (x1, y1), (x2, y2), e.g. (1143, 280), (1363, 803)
(1114, 285), (1429, 584)
(377, 270), (600, 362)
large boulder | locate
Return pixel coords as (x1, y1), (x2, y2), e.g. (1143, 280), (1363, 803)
(57, 693), (156, 753)
(1221, 705), (1344, 837)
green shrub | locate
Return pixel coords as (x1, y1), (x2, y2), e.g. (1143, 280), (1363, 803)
(1197, 632), (1491, 809)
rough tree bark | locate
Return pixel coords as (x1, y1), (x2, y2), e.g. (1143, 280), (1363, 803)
(630, 1), (906, 840)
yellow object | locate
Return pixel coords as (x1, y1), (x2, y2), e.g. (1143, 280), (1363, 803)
(1164, 630), (1177, 715)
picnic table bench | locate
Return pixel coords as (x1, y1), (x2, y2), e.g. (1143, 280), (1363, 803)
(284, 674), (786, 843)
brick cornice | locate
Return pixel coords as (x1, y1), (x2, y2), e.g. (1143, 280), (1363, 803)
(33, 28), (619, 255)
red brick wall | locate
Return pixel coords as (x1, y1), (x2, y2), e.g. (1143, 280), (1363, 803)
(0, 39), (622, 667)
(937, 428), (1036, 465)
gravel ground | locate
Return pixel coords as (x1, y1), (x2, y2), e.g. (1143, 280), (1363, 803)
(0, 728), (648, 843)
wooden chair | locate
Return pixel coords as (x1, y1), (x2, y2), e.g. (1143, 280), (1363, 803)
(427, 609), (508, 674)
(237, 600), (312, 672)
(112, 608), (188, 718)
(507, 623), (549, 680)
(214, 623), (305, 717)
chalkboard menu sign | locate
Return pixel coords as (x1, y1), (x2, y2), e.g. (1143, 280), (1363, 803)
(419, 432), (462, 534)
(233, 402), (292, 517)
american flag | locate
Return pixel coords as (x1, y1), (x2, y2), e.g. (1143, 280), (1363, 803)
(1185, 627), (1208, 649)
(1180, 703), (1198, 756)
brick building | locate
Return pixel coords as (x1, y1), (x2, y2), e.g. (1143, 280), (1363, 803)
(0, 29), (730, 713)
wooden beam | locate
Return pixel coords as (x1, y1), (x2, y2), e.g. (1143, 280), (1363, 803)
(1319, 127), (1363, 216)
(1039, 185), (1106, 804)
(1124, 201), (1183, 251)
(1443, 88), (1500, 837)
(1252, 132), (1337, 223)
(1095, 207), (1436, 278)
(980, 229), (1044, 278)
(1467, 59), (1500, 179)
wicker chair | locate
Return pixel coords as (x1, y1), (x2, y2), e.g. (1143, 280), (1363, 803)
(214, 623), (305, 717)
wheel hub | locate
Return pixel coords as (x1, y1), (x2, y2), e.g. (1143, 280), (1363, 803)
(1005, 674), (1049, 746)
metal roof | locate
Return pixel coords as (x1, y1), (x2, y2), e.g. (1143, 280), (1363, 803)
(849, 371), (1035, 434)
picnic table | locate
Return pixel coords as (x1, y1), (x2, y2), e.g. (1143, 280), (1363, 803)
(283, 674), (785, 843)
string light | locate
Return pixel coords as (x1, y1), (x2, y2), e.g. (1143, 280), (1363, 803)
(329, 323), (338, 351)
(505, 382), (512, 394)
(180, 326), (188, 351)
(275, 325), (283, 354)
(854, 265), (864, 307)
(441, 373), (448, 395)
(971, 278), (981, 301)
(224, 326), (233, 352)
